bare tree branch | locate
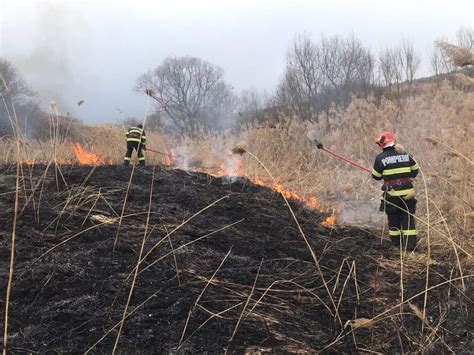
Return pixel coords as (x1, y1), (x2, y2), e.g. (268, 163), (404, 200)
(136, 56), (236, 135)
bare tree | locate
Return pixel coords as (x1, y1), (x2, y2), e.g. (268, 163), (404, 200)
(136, 56), (235, 135)
(318, 35), (373, 98)
(275, 33), (322, 119)
(378, 43), (420, 99)
(275, 33), (375, 120)
(378, 47), (402, 99)
(317, 34), (374, 106)
(400, 39), (421, 85)
(348, 37), (376, 94)
(204, 80), (239, 130)
(239, 88), (265, 114)
(316, 35), (346, 106)
(145, 112), (164, 132)
(236, 88), (269, 126)
(456, 26), (474, 50)
(429, 43), (458, 80)
(429, 45), (443, 78)
(0, 58), (38, 136)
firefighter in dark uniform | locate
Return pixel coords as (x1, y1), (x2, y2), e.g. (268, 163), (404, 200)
(371, 131), (419, 251)
(124, 124), (147, 166)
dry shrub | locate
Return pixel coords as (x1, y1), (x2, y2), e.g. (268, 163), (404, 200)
(436, 41), (474, 67)
(182, 81), (473, 255)
(231, 142), (247, 155)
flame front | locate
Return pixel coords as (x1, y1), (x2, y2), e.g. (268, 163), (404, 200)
(192, 155), (338, 226)
(72, 143), (112, 165)
(72, 143), (100, 164)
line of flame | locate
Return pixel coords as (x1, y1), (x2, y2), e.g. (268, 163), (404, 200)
(191, 155), (338, 226)
(20, 147), (338, 226)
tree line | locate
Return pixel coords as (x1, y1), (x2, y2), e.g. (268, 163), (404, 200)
(136, 26), (473, 134)
(1, 26), (473, 137)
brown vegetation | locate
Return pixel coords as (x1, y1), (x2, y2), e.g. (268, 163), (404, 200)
(2, 79), (472, 247)
(437, 41), (474, 67)
(1, 62), (473, 353)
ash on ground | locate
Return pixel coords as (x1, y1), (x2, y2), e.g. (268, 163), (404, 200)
(0, 165), (471, 353)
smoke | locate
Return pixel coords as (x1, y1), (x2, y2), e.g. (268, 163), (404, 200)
(166, 140), (244, 186)
(337, 200), (385, 227)
(169, 145), (192, 170)
(10, 2), (88, 116)
(221, 154), (243, 184)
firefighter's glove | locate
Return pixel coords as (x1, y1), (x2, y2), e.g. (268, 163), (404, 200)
(316, 142), (323, 149)
(142, 146), (146, 150)
(378, 201), (385, 212)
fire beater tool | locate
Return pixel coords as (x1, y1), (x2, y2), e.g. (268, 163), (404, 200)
(310, 138), (371, 173)
(145, 149), (186, 165)
(145, 148), (175, 158)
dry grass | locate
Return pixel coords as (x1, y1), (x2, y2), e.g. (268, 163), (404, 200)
(1, 79), (473, 353)
(436, 41), (474, 67)
(2, 80), (472, 258)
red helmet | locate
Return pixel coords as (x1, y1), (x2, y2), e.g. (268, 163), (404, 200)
(375, 131), (395, 149)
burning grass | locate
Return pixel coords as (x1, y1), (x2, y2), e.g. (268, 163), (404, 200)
(1, 80), (472, 245)
(0, 79), (473, 353)
(72, 143), (112, 165)
(1, 81), (472, 249)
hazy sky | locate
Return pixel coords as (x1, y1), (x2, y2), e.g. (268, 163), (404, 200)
(1, 0), (472, 123)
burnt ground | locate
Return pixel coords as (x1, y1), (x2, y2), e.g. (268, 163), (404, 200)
(0, 164), (472, 354)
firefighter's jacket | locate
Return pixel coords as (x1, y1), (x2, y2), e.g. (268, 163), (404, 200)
(126, 127), (147, 146)
(371, 146), (418, 197)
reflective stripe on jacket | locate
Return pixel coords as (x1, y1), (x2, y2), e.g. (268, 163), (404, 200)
(371, 146), (418, 197)
(126, 127), (147, 145)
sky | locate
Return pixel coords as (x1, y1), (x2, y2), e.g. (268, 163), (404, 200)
(1, 0), (473, 123)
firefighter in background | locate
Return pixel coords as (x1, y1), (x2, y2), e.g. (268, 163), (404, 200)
(124, 124), (147, 166)
(371, 132), (419, 251)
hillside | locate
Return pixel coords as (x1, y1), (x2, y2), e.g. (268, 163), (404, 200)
(0, 164), (472, 353)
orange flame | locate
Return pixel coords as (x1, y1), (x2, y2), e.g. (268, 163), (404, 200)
(321, 215), (336, 227)
(72, 143), (111, 165)
(163, 154), (175, 166)
(192, 155), (338, 226)
(20, 158), (35, 165)
(72, 143), (100, 165)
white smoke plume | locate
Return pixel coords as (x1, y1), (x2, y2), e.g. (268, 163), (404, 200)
(4, 2), (88, 115)
(222, 154), (243, 184)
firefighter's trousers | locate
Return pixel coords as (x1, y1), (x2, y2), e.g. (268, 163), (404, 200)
(124, 141), (145, 166)
(383, 194), (417, 252)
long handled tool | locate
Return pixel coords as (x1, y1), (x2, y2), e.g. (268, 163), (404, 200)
(145, 148), (175, 158)
(310, 138), (371, 173)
